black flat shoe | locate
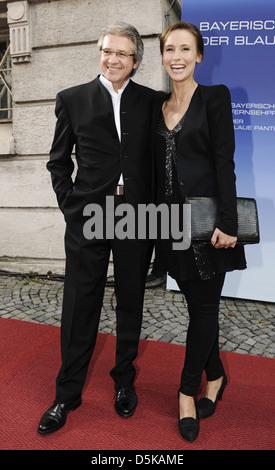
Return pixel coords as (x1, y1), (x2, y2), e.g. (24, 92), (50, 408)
(178, 391), (199, 442)
(197, 374), (227, 419)
(114, 386), (137, 418)
(38, 398), (82, 434)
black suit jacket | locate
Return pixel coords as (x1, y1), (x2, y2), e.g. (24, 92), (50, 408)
(154, 84), (238, 237)
(47, 76), (159, 220)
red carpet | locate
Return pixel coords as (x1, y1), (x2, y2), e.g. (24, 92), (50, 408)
(0, 317), (274, 451)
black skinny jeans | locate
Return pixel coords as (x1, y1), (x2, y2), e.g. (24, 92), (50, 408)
(177, 273), (226, 396)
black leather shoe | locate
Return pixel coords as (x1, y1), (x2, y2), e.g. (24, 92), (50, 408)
(38, 398), (81, 434)
(178, 391), (199, 442)
(178, 416), (200, 442)
(114, 386), (137, 418)
(197, 374), (227, 419)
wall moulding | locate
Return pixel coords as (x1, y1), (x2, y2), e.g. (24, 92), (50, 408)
(7, 1), (31, 63)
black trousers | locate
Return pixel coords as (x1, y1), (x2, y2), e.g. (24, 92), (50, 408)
(55, 197), (153, 404)
(177, 273), (226, 396)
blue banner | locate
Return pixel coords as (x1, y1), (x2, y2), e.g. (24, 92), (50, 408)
(168, 1), (275, 301)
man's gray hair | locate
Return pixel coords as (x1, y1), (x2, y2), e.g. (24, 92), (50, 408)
(97, 22), (144, 76)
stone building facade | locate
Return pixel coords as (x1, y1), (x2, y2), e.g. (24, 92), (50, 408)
(0, 0), (181, 274)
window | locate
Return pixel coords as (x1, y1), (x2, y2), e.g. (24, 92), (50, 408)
(0, 41), (12, 122)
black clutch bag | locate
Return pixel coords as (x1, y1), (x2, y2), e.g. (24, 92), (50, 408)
(185, 197), (260, 244)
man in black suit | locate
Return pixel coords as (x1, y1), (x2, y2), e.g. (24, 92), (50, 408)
(38, 22), (158, 434)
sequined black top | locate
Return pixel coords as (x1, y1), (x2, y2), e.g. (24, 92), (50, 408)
(154, 112), (246, 281)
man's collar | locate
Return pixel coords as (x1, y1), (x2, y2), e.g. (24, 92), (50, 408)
(99, 74), (130, 95)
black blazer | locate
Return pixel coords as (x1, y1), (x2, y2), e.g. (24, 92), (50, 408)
(47, 76), (158, 220)
(154, 84), (238, 237)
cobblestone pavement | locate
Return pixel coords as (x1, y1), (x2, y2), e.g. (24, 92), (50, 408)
(0, 274), (274, 358)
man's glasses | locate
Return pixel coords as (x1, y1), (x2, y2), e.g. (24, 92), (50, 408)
(100, 48), (135, 59)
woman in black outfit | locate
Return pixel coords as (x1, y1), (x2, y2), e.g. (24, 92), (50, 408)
(154, 21), (246, 442)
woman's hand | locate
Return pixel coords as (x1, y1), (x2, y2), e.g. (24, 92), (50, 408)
(211, 228), (237, 249)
